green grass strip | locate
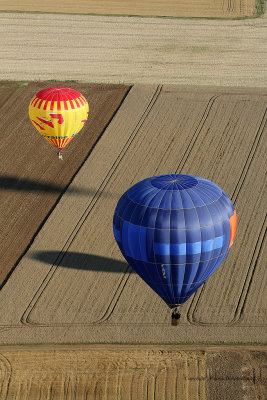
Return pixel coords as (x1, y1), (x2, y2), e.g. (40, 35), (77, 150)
(255, 0), (266, 16)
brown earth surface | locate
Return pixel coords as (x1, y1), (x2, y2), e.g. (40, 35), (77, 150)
(0, 11), (266, 87)
(0, 344), (265, 399)
(1, 3), (266, 396)
(0, 0), (259, 18)
(0, 4), (267, 389)
(0, 83), (266, 344)
(0, 81), (130, 286)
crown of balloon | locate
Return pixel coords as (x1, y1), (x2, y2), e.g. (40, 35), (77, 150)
(151, 174), (198, 190)
(34, 87), (84, 101)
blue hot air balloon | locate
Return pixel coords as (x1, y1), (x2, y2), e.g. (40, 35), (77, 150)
(113, 174), (237, 323)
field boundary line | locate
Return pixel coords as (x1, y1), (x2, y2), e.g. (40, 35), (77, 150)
(0, 85), (132, 293)
(20, 85), (163, 327)
(18, 89), (267, 329)
(0, 343), (266, 350)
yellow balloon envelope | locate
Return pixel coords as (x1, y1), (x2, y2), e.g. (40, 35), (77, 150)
(29, 87), (89, 159)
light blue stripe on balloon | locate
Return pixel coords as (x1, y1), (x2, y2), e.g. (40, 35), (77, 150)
(170, 243), (186, 255)
(202, 239), (214, 252)
(154, 242), (170, 255)
(121, 220), (224, 258)
(214, 236), (224, 249)
(187, 242), (201, 254)
(202, 236), (224, 252)
(113, 227), (121, 243)
(154, 236), (224, 256)
(155, 243), (186, 256)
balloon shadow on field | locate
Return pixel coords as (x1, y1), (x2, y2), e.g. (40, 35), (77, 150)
(0, 175), (66, 193)
(0, 175), (118, 198)
(31, 251), (134, 273)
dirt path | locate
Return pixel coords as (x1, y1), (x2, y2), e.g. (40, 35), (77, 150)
(0, 0), (259, 18)
(0, 11), (266, 87)
(0, 344), (265, 399)
(0, 84), (265, 345)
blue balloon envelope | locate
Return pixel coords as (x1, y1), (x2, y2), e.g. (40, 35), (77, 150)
(113, 174), (237, 309)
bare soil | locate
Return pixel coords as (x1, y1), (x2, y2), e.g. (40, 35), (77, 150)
(0, 344), (265, 399)
(0, 0), (259, 18)
(0, 81), (130, 286)
(0, 84), (265, 344)
(0, 5), (266, 397)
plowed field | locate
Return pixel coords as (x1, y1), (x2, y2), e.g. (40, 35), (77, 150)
(0, 345), (265, 399)
(0, 81), (130, 286)
(0, 0), (260, 18)
(0, 83), (266, 345)
(0, 6), (267, 395)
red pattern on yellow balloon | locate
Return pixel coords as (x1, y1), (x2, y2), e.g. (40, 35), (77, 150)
(29, 87), (89, 159)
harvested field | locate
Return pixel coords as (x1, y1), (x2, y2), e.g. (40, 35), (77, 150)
(0, 0), (260, 18)
(0, 12), (266, 87)
(0, 83), (266, 344)
(0, 344), (265, 399)
(0, 3), (266, 397)
(0, 4), (267, 393)
(0, 81), (130, 286)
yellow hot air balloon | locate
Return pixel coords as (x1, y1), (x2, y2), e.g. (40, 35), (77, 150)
(29, 87), (89, 159)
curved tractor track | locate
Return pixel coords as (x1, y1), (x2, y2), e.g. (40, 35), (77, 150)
(0, 84), (265, 344)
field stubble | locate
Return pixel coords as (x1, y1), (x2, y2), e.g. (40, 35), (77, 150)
(0, 0), (260, 18)
(0, 11), (266, 87)
(0, 3), (266, 397)
(0, 83), (265, 344)
(0, 345), (266, 400)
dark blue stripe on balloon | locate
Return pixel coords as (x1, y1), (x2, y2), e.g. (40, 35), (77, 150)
(140, 226), (148, 262)
(122, 221), (148, 262)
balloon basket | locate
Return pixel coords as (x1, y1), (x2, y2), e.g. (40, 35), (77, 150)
(57, 150), (63, 160)
(171, 307), (181, 326)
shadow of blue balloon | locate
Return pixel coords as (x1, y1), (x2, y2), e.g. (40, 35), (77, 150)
(31, 250), (133, 273)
